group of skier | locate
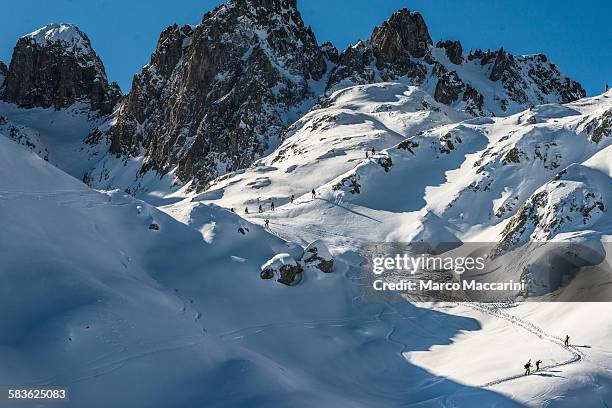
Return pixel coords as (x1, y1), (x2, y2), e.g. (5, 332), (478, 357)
(244, 191), (306, 216)
(239, 190), (317, 230)
(523, 335), (571, 376)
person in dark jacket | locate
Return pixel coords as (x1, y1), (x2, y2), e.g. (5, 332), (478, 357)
(311, 189), (316, 199)
(524, 360), (532, 376)
(535, 359), (542, 371)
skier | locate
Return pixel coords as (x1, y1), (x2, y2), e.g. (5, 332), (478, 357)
(524, 360), (532, 376)
(258, 204), (263, 213)
(535, 359), (542, 371)
(264, 219), (270, 229)
(244, 207), (249, 214)
(290, 194), (294, 204)
(564, 335), (570, 347)
(311, 189), (316, 199)
(230, 208), (235, 213)
(606, 84), (610, 92)
(271, 202), (275, 211)
(371, 147), (375, 155)
(365, 151), (369, 159)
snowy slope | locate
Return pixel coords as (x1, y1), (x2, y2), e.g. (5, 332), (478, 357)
(286, 90), (612, 244)
(0, 101), (106, 179)
(155, 89), (612, 406)
(0, 135), (534, 407)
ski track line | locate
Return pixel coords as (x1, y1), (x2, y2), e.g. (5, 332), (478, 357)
(464, 303), (585, 388)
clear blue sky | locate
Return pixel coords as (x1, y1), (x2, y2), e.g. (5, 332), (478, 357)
(2, 0), (610, 95)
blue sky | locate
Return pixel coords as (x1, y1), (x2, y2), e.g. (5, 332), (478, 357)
(2, 0), (610, 95)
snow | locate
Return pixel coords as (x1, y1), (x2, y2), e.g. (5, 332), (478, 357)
(261, 253), (298, 271)
(1, 135), (535, 407)
(2, 22), (612, 404)
(152, 85), (612, 406)
(23, 23), (91, 56)
(304, 240), (332, 261)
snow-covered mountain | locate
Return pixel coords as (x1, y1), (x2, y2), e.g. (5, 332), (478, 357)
(1, 0), (612, 406)
(80, 1), (584, 197)
(0, 23), (120, 180)
(2, 23), (120, 113)
(327, 9), (585, 113)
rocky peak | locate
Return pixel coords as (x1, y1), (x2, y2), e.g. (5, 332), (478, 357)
(436, 40), (463, 65)
(2, 23), (120, 113)
(102, 0), (328, 190)
(371, 9), (432, 60)
(320, 41), (340, 64)
(327, 10), (585, 115)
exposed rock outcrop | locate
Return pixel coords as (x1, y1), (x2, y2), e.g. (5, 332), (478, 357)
(260, 240), (334, 285)
(2, 23), (120, 113)
(436, 40), (463, 65)
(301, 240), (334, 273)
(260, 253), (303, 285)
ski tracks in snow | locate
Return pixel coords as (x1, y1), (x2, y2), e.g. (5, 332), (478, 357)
(464, 303), (585, 388)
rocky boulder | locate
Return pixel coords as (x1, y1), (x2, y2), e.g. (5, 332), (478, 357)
(260, 253), (303, 285)
(2, 23), (120, 113)
(301, 240), (334, 273)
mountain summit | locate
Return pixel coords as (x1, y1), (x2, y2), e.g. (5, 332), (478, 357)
(105, 0), (329, 189)
(1, 23), (120, 113)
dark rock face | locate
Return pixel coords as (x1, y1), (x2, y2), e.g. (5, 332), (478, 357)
(475, 49), (585, 106)
(436, 40), (463, 65)
(108, 0), (328, 188)
(277, 263), (304, 285)
(301, 240), (334, 273)
(434, 70), (465, 104)
(369, 9), (430, 82)
(371, 9), (432, 60)
(2, 24), (120, 113)
(0, 61), (7, 78)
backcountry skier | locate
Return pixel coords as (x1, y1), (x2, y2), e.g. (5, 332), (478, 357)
(524, 360), (532, 376)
